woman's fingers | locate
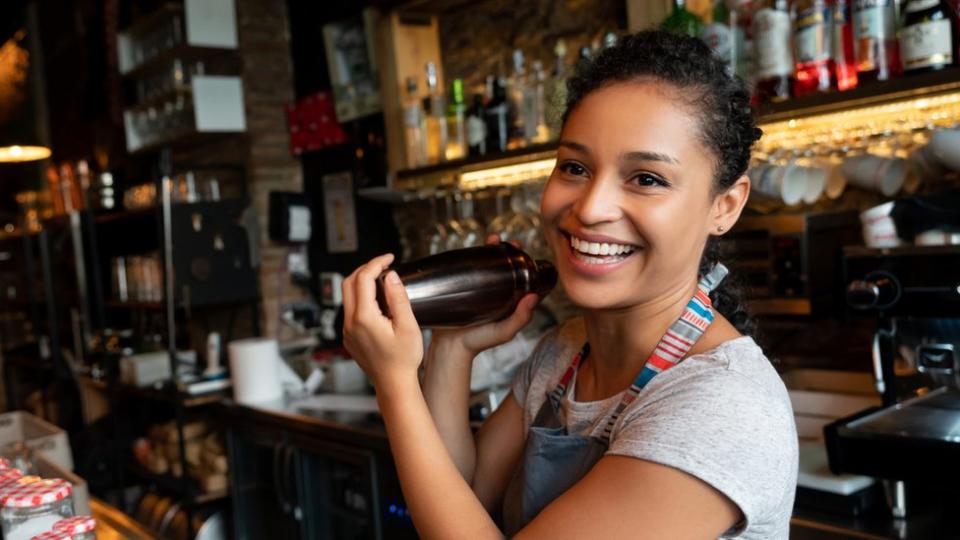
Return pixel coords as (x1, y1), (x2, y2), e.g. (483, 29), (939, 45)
(485, 234), (499, 245)
(382, 271), (418, 333)
(341, 272), (356, 323)
(354, 253), (395, 321)
(492, 294), (538, 335)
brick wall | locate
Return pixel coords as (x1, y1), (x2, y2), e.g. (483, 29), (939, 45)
(235, 0), (306, 339)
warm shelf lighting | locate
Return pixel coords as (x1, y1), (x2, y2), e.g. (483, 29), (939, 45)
(0, 144), (51, 163)
(459, 158), (557, 189)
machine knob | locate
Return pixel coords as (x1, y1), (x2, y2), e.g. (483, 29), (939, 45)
(847, 272), (900, 310)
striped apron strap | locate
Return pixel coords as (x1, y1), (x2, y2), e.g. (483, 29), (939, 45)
(599, 263), (728, 442)
(547, 343), (591, 412)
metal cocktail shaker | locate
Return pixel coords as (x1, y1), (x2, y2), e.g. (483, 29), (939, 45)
(375, 243), (557, 327)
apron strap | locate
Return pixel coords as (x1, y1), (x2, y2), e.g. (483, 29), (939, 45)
(547, 343), (590, 412)
(599, 263), (728, 442)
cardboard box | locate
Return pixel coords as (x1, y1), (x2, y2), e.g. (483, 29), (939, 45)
(0, 411), (73, 471)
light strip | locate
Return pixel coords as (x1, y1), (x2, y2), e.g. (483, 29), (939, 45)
(0, 145), (52, 163)
(459, 158), (557, 189)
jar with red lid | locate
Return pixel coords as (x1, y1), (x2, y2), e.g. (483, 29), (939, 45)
(30, 531), (70, 540)
(53, 515), (96, 539)
(0, 478), (74, 540)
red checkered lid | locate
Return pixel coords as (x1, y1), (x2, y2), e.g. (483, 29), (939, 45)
(0, 457), (11, 470)
(30, 532), (70, 540)
(53, 515), (96, 535)
(0, 468), (23, 486)
(0, 478), (72, 508)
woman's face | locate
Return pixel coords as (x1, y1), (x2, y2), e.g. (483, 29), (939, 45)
(541, 80), (723, 311)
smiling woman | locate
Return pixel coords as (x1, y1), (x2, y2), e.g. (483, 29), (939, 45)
(342, 30), (798, 540)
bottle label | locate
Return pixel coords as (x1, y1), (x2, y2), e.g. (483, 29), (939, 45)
(795, 6), (832, 64)
(905, 0), (942, 12)
(753, 9), (794, 78)
(467, 116), (486, 146)
(853, 1), (895, 40)
(832, 4), (852, 62)
(403, 105), (422, 128)
(900, 18), (954, 70)
(701, 22), (733, 65)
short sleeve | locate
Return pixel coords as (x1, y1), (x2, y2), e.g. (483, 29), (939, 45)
(606, 370), (797, 537)
(509, 327), (562, 408)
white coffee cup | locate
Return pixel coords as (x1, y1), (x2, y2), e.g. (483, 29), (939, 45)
(859, 201), (902, 248)
(822, 160), (847, 199)
(929, 128), (960, 172)
(842, 155), (904, 196)
(797, 165), (827, 204)
(753, 164), (805, 205)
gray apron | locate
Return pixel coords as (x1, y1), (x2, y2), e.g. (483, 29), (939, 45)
(501, 264), (728, 535)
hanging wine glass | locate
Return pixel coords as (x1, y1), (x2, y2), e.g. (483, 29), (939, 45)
(443, 190), (468, 251)
(426, 190), (449, 255)
(457, 191), (484, 248)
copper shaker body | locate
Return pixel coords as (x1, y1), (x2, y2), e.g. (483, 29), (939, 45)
(375, 243), (557, 328)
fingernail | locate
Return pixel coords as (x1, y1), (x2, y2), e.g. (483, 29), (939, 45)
(386, 271), (401, 285)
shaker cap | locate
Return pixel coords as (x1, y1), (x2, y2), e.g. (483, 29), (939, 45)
(0, 468), (23, 486)
(1, 478), (72, 508)
(0, 457), (11, 470)
(54, 515), (97, 534)
(30, 532), (70, 540)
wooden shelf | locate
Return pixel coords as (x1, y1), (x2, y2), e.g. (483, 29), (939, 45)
(755, 67), (960, 124)
(103, 300), (166, 310)
(394, 142), (557, 181)
(81, 374), (227, 408)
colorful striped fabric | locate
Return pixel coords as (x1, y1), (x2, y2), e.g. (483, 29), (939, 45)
(542, 264), (729, 439)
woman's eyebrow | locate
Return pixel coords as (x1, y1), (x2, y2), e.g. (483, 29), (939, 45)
(558, 140), (591, 155)
(620, 150), (680, 165)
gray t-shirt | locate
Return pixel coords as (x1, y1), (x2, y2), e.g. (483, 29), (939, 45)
(511, 318), (798, 539)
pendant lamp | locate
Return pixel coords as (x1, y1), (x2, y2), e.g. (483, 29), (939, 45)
(0, 8), (51, 164)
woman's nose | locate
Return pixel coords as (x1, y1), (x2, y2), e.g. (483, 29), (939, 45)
(573, 176), (622, 225)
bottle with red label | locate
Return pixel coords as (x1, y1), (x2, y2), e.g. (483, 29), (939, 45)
(852, 0), (902, 81)
(794, 0), (834, 95)
(899, 0), (958, 73)
(833, 0), (859, 90)
(753, 0), (795, 104)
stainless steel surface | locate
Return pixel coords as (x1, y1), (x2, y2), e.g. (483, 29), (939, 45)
(844, 387), (960, 442)
(872, 330), (887, 396)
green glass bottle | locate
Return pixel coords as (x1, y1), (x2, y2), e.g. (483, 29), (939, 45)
(661, 0), (704, 37)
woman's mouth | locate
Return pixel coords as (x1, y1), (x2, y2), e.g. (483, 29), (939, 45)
(566, 233), (638, 265)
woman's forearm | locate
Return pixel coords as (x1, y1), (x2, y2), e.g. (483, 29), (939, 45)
(378, 375), (503, 540)
(421, 338), (478, 481)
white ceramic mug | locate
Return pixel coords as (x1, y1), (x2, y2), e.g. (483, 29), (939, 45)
(929, 128), (960, 172)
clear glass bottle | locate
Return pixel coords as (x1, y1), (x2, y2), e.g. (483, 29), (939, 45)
(753, 0), (795, 104)
(528, 61), (550, 144)
(545, 39), (569, 139)
(899, 0), (958, 72)
(1, 479), (74, 540)
(702, 1), (735, 72)
(445, 79), (467, 160)
(833, 0), (860, 90)
(853, 0), (902, 81)
(731, 0), (757, 89)
(402, 77), (428, 168)
(662, 0), (705, 37)
(793, 0), (834, 95)
(424, 62), (448, 164)
(506, 49), (528, 148)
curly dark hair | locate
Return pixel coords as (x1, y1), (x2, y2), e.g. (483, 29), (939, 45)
(563, 30), (761, 335)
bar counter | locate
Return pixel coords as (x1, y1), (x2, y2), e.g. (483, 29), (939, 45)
(214, 396), (958, 540)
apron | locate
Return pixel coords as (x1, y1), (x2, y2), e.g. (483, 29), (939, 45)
(501, 264), (728, 535)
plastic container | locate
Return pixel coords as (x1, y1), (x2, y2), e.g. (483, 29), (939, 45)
(1, 479), (74, 540)
(53, 515), (96, 539)
(375, 243), (557, 328)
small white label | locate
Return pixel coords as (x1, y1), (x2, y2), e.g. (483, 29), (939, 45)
(853, 2), (895, 40)
(467, 115), (486, 146)
(901, 19), (954, 70)
(754, 9), (794, 78)
(795, 7), (831, 64)
(288, 206), (311, 242)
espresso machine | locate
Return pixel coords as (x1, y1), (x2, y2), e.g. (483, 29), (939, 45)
(825, 245), (960, 527)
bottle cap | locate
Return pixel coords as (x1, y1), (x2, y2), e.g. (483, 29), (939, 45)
(54, 515), (97, 535)
(0, 457), (11, 470)
(30, 532), (70, 540)
(0, 468), (23, 487)
(1, 478), (72, 508)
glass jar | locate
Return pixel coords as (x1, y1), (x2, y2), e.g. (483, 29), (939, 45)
(54, 515), (96, 539)
(1, 479), (73, 540)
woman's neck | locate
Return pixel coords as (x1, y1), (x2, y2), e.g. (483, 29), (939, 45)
(577, 276), (700, 401)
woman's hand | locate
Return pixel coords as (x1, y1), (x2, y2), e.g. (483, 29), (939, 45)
(430, 235), (539, 360)
(342, 253), (423, 391)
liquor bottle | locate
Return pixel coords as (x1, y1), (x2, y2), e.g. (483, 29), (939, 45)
(662, 0), (705, 37)
(506, 49), (528, 148)
(445, 78), (467, 160)
(899, 0), (958, 72)
(527, 60), (550, 144)
(833, 0), (859, 90)
(402, 77), (428, 168)
(793, 0), (834, 95)
(701, 1), (735, 72)
(753, 0), (794, 104)
(466, 94), (487, 157)
(731, 0), (756, 87)
(852, 0), (902, 81)
(424, 62), (448, 164)
(484, 76), (510, 153)
(545, 39), (569, 138)
(375, 243), (557, 328)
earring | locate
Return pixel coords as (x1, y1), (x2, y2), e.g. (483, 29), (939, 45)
(716, 225), (725, 233)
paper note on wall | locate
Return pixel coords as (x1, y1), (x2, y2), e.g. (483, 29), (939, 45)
(322, 171), (358, 253)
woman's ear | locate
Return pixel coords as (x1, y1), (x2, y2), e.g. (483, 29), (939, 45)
(710, 175), (750, 235)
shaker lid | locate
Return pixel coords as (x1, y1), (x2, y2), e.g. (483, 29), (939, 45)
(30, 532), (70, 540)
(0, 457), (11, 470)
(1, 478), (72, 508)
(54, 515), (97, 534)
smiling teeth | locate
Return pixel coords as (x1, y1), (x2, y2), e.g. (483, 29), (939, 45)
(569, 235), (635, 257)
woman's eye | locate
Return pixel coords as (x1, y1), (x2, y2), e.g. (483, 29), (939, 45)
(630, 173), (668, 188)
(559, 162), (588, 177)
